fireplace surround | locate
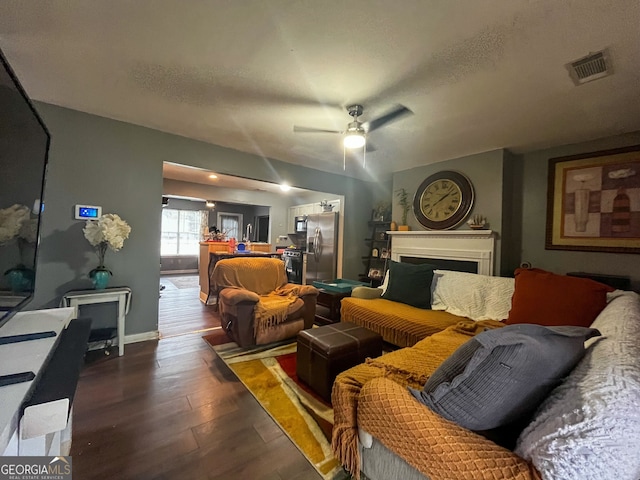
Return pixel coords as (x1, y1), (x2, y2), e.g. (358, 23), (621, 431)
(387, 230), (495, 275)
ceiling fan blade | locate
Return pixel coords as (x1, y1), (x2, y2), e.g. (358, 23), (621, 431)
(363, 104), (413, 132)
(293, 125), (343, 134)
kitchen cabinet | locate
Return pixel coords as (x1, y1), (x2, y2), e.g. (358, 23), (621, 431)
(287, 199), (341, 231)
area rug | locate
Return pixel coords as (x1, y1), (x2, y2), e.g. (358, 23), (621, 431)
(165, 275), (200, 289)
(203, 331), (347, 480)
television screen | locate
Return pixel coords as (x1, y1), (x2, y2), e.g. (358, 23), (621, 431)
(0, 47), (49, 327)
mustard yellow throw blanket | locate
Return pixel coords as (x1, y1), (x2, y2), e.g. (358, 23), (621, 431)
(213, 257), (316, 337)
(331, 319), (541, 480)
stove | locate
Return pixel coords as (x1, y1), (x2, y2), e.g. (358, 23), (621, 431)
(282, 248), (304, 258)
(282, 248), (305, 284)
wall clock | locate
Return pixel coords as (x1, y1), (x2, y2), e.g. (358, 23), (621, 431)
(412, 170), (474, 230)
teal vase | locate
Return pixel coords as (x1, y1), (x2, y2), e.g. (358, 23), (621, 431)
(5, 267), (34, 293)
(90, 267), (111, 290)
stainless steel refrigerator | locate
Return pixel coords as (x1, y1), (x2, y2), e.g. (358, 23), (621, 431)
(304, 212), (339, 284)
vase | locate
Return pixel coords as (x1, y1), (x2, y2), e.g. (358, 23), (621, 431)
(90, 267), (111, 290)
(6, 267), (34, 293)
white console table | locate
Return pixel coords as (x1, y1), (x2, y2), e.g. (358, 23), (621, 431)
(60, 287), (132, 356)
(0, 307), (75, 456)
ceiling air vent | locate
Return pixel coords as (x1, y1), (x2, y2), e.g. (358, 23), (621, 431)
(566, 50), (611, 86)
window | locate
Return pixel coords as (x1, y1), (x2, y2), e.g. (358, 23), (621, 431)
(161, 209), (202, 256)
(217, 213), (243, 241)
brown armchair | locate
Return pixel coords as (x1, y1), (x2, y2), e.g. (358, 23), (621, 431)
(212, 257), (319, 347)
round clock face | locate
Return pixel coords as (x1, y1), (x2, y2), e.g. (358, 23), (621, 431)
(413, 171), (474, 230)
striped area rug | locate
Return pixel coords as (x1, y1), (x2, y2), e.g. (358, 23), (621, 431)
(204, 331), (348, 480)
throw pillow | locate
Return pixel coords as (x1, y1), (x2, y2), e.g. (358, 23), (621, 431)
(381, 261), (436, 309)
(506, 268), (614, 327)
(409, 323), (601, 432)
(430, 270), (515, 320)
(515, 291), (640, 480)
(351, 286), (383, 300)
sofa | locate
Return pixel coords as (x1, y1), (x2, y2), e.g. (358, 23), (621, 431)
(331, 267), (640, 480)
(342, 263), (515, 347)
(212, 257), (318, 347)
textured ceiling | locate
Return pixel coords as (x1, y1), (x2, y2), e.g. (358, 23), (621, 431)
(1, 0), (639, 180)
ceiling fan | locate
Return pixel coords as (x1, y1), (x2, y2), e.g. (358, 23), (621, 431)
(293, 104), (413, 169)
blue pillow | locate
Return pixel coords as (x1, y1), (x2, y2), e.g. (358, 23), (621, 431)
(381, 261), (436, 309)
(409, 324), (601, 432)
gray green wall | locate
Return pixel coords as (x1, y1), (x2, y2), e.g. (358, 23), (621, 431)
(520, 132), (640, 290)
(392, 149), (514, 275)
(391, 132), (640, 286)
(30, 103), (377, 336)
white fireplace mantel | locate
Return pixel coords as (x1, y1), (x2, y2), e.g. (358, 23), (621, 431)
(387, 230), (495, 275)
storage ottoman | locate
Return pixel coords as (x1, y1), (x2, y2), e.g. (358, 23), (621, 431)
(296, 322), (383, 402)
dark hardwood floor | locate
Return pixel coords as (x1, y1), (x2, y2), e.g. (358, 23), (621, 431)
(71, 274), (322, 479)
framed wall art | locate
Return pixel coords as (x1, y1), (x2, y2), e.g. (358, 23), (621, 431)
(546, 144), (640, 253)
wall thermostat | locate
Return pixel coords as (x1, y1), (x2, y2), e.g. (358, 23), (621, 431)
(74, 205), (102, 220)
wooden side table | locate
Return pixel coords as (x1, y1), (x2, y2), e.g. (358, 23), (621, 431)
(314, 289), (351, 325)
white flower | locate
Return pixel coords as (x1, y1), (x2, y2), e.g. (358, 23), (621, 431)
(0, 204), (31, 244)
(83, 213), (131, 251)
(19, 218), (38, 244)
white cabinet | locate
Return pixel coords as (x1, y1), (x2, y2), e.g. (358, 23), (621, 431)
(288, 200), (341, 230)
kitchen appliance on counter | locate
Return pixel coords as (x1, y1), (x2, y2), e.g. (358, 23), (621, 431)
(305, 212), (339, 285)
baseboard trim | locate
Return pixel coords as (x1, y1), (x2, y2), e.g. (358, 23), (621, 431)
(125, 331), (159, 344)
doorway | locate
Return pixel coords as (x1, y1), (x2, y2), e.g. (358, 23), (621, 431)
(159, 161), (346, 338)
(257, 215), (269, 242)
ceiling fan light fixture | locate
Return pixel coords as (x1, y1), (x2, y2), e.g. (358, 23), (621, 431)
(343, 132), (366, 149)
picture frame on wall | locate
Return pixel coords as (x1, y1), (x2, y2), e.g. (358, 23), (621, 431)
(546, 144), (640, 254)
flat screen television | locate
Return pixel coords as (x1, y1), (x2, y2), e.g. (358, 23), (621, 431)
(0, 47), (49, 329)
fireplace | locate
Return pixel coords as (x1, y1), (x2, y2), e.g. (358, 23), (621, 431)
(387, 230), (495, 275)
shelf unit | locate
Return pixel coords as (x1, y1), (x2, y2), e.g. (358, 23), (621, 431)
(359, 221), (391, 287)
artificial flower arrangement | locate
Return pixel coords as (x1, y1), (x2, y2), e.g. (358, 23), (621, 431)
(83, 213), (132, 278)
(0, 204), (39, 292)
(0, 204), (32, 244)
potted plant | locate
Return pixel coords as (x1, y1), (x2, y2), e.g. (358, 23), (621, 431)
(395, 188), (411, 231)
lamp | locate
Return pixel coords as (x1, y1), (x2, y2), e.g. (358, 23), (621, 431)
(343, 123), (366, 149)
(205, 200), (215, 208)
(343, 124), (367, 169)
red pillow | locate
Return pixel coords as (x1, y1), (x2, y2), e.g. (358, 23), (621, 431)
(506, 268), (614, 327)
